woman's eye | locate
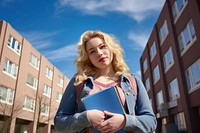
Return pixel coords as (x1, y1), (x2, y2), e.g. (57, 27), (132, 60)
(100, 45), (106, 49)
(89, 50), (95, 54)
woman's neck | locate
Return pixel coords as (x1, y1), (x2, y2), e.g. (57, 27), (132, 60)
(94, 67), (118, 83)
(96, 66), (115, 77)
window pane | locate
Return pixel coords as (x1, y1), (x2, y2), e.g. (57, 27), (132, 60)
(0, 86), (7, 101)
(177, 0), (184, 11)
(169, 79), (180, 100)
(191, 62), (200, 85)
(189, 20), (196, 39)
(143, 59), (148, 72)
(8, 36), (12, 46)
(183, 27), (190, 45)
(160, 21), (168, 42)
(174, 112), (187, 130)
(153, 66), (160, 82)
(27, 75), (34, 86)
(185, 59), (200, 91)
(12, 38), (15, 49)
(164, 48), (173, 70)
(145, 78), (150, 91)
(156, 90), (164, 108)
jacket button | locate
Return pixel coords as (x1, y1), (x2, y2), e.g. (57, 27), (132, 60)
(126, 92), (130, 96)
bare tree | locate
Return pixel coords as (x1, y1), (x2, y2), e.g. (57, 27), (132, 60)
(35, 94), (55, 133)
(0, 101), (22, 133)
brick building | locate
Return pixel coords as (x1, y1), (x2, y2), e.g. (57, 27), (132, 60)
(140, 0), (200, 133)
(0, 20), (69, 133)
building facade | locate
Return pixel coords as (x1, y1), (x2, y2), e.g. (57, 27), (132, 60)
(140, 0), (200, 133)
(0, 20), (69, 133)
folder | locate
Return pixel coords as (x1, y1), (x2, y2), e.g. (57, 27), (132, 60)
(82, 86), (126, 133)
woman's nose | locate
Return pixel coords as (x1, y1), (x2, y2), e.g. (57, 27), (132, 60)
(97, 49), (103, 55)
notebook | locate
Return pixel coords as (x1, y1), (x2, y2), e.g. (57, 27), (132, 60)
(82, 86), (125, 133)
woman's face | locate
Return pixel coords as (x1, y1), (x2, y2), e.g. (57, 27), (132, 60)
(86, 37), (113, 70)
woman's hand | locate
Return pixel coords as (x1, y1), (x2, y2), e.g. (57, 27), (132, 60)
(96, 111), (126, 133)
(87, 109), (105, 126)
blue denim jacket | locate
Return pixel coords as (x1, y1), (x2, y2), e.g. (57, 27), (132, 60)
(54, 74), (157, 133)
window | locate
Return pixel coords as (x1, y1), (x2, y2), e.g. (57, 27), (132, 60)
(41, 104), (50, 116)
(46, 67), (53, 80)
(30, 54), (40, 69)
(168, 78), (180, 101)
(185, 59), (200, 92)
(163, 47), (174, 72)
(24, 96), (35, 111)
(174, 112), (187, 131)
(56, 92), (62, 102)
(0, 86), (14, 104)
(43, 84), (51, 97)
(156, 90), (164, 109)
(178, 19), (196, 55)
(26, 74), (38, 89)
(145, 78), (150, 91)
(3, 59), (18, 78)
(172, 0), (188, 22)
(159, 20), (168, 43)
(150, 42), (156, 61)
(58, 77), (64, 87)
(7, 35), (22, 54)
(153, 65), (160, 84)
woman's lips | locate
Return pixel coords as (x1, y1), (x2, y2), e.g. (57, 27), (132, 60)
(98, 57), (107, 62)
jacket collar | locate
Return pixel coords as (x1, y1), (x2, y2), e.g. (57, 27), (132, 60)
(85, 74), (130, 83)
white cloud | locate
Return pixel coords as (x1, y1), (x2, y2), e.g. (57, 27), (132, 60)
(21, 31), (59, 50)
(43, 44), (77, 61)
(55, 0), (165, 21)
(128, 32), (149, 50)
(21, 30), (77, 64)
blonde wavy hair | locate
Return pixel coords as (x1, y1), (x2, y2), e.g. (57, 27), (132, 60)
(74, 30), (130, 86)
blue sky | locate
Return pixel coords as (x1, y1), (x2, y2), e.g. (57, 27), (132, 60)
(0, 0), (165, 79)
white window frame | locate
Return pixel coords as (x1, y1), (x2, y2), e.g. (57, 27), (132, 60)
(46, 67), (53, 80)
(56, 92), (62, 102)
(41, 104), (50, 116)
(185, 59), (200, 92)
(145, 78), (150, 91)
(23, 96), (35, 112)
(159, 20), (168, 44)
(3, 59), (18, 78)
(29, 53), (40, 70)
(174, 112), (187, 131)
(156, 90), (164, 109)
(0, 86), (14, 105)
(43, 84), (51, 97)
(163, 47), (174, 72)
(26, 74), (38, 90)
(7, 35), (22, 55)
(150, 42), (156, 61)
(178, 19), (196, 56)
(153, 65), (160, 84)
(168, 78), (180, 101)
(172, 0), (188, 23)
(57, 77), (64, 87)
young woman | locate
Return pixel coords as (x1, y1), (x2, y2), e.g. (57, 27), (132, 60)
(54, 30), (157, 133)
